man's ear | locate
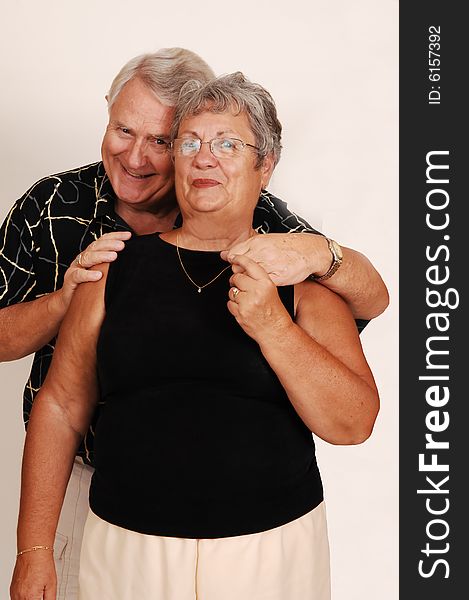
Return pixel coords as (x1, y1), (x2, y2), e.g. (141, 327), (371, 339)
(260, 153), (276, 190)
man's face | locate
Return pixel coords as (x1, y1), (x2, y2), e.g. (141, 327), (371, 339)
(101, 77), (175, 212)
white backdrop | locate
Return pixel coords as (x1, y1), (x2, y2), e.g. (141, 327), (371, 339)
(0, 1), (398, 598)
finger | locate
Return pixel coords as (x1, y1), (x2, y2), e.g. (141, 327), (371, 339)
(221, 239), (252, 261)
(79, 231), (131, 264)
(87, 238), (128, 252)
(96, 230), (132, 241)
(228, 286), (242, 302)
(230, 257), (278, 280)
(79, 250), (119, 268)
(229, 272), (256, 291)
(230, 262), (247, 274)
(226, 299), (240, 318)
(229, 254), (270, 280)
(71, 267), (103, 283)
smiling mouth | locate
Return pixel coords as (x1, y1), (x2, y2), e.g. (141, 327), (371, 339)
(122, 165), (155, 179)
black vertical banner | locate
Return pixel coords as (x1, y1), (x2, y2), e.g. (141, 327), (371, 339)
(400, 3), (466, 598)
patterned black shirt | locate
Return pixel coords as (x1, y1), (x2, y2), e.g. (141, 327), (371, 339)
(0, 161), (323, 465)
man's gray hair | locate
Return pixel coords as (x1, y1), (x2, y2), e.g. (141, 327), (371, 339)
(107, 47), (215, 108)
(171, 72), (282, 167)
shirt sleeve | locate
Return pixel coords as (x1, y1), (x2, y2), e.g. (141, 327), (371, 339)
(253, 190), (322, 234)
(0, 198), (37, 308)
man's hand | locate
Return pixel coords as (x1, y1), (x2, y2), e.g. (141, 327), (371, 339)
(0, 231), (131, 362)
(10, 552), (57, 600)
(57, 231), (131, 312)
(227, 254), (293, 343)
(221, 233), (328, 286)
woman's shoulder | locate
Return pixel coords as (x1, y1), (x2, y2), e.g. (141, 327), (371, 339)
(295, 278), (348, 310)
(120, 232), (166, 253)
(110, 233), (163, 267)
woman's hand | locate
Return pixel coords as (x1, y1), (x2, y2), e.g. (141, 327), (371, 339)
(227, 254), (293, 343)
(10, 552), (57, 600)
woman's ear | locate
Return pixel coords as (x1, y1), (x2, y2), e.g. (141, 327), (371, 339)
(260, 153), (276, 189)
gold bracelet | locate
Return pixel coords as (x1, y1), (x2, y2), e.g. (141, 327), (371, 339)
(16, 545), (53, 557)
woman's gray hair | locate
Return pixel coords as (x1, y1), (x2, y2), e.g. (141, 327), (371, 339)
(171, 72), (282, 167)
(107, 47), (215, 108)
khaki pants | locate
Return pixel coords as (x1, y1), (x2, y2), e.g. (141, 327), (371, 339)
(54, 458), (94, 600)
(79, 502), (330, 600)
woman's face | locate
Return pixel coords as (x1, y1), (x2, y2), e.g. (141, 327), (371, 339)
(173, 110), (274, 219)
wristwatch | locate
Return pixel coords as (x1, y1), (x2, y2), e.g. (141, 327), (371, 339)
(311, 237), (343, 281)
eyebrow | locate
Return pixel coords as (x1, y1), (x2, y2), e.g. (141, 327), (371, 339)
(111, 120), (170, 138)
(179, 129), (239, 138)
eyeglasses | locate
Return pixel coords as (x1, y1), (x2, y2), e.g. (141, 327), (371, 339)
(171, 137), (259, 159)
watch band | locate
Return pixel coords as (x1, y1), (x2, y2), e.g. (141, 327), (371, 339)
(311, 237), (343, 281)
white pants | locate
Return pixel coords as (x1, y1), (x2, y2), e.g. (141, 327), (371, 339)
(79, 503), (331, 600)
(54, 458), (94, 600)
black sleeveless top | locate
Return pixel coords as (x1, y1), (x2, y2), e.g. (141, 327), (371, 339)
(90, 234), (323, 538)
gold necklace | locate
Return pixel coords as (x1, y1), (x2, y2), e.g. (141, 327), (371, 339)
(176, 233), (231, 293)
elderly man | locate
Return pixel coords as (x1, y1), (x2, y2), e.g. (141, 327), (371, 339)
(2, 48), (388, 600)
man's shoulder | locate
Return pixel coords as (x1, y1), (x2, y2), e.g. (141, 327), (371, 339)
(42, 161), (103, 182)
(17, 161), (105, 217)
(23, 161), (103, 197)
(254, 189), (320, 234)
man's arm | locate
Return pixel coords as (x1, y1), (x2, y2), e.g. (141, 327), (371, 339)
(234, 191), (390, 321)
(310, 236), (389, 320)
(223, 233), (388, 320)
(0, 204), (130, 362)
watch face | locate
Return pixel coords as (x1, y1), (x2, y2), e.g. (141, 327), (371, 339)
(330, 239), (343, 261)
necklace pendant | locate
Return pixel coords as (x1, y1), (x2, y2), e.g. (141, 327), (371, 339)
(176, 233), (231, 294)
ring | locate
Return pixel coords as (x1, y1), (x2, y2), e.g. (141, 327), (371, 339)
(76, 253), (83, 267)
(232, 287), (240, 298)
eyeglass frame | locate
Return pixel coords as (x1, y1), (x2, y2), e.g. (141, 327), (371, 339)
(170, 136), (260, 159)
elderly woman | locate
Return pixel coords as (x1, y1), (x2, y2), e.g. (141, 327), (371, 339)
(11, 72), (379, 600)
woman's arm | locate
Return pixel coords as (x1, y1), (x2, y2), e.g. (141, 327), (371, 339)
(10, 264), (108, 600)
(228, 255), (379, 445)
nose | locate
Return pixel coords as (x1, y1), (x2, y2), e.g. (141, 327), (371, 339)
(193, 141), (218, 169)
(127, 139), (148, 169)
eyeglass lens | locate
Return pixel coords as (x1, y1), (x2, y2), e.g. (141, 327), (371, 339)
(175, 138), (247, 158)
